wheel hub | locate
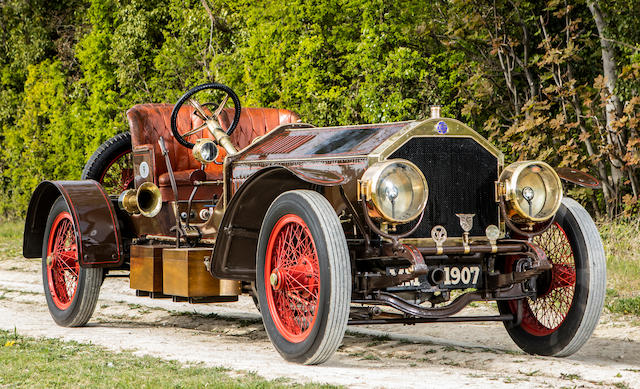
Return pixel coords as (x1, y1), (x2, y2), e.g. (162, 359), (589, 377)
(270, 268), (282, 290)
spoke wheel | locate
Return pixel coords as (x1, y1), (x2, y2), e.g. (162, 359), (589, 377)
(42, 197), (103, 327)
(98, 149), (133, 195)
(511, 223), (577, 336)
(498, 198), (606, 357)
(82, 132), (133, 195)
(256, 190), (350, 365)
(46, 212), (80, 310)
(265, 214), (321, 343)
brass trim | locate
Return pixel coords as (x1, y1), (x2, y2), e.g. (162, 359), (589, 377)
(500, 161), (563, 223)
(359, 159), (429, 224)
(283, 120), (415, 132)
(369, 118), (504, 164)
(232, 155), (371, 165)
(369, 117), (505, 239)
(400, 236), (504, 246)
(463, 243), (470, 254)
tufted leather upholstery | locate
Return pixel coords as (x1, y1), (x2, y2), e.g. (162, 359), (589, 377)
(126, 103), (300, 200)
(219, 107), (300, 150)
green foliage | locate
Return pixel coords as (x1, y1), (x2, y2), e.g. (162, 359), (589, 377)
(0, 0), (639, 218)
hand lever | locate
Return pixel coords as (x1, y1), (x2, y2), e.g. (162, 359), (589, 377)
(158, 137), (183, 247)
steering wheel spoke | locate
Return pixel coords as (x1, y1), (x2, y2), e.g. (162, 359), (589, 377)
(181, 121), (209, 138)
(212, 95), (229, 117)
(189, 98), (211, 121)
(170, 83), (241, 149)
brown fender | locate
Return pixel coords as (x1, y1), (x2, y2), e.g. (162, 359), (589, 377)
(555, 167), (601, 188)
(212, 167), (316, 281)
(23, 180), (124, 268)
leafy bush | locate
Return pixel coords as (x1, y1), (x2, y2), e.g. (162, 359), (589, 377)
(1, 0), (640, 218)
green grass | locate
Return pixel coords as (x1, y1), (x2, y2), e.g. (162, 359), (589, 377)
(0, 221), (24, 259)
(599, 220), (640, 297)
(0, 329), (336, 388)
(606, 290), (640, 316)
(0, 221), (23, 240)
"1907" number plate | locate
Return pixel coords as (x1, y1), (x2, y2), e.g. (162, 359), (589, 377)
(442, 265), (481, 288)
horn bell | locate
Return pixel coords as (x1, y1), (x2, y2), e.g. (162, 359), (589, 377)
(137, 182), (162, 217)
(118, 182), (162, 218)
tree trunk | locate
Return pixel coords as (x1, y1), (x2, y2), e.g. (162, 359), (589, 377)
(588, 0), (625, 215)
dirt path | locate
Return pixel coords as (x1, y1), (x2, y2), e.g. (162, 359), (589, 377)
(0, 258), (638, 388)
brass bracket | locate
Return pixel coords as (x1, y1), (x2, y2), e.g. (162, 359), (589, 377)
(495, 181), (506, 203)
(430, 225), (447, 255)
(462, 232), (471, 254)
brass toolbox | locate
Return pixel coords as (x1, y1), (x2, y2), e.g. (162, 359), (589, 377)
(130, 245), (166, 292)
(162, 248), (241, 298)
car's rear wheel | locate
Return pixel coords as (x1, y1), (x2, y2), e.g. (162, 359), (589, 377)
(42, 197), (103, 327)
(82, 132), (133, 195)
(498, 197), (606, 356)
(256, 190), (351, 365)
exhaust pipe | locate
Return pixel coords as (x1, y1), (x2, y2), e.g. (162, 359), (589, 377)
(429, 267), (445, 285)
(118, 182), (162, 217)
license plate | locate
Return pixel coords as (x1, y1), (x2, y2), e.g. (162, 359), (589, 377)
(442, 265), (481, 288)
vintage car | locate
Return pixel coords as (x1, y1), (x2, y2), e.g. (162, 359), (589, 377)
(23, 83), (606, 364)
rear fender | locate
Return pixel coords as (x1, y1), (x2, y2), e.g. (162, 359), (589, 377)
(23, 180), (124, 268)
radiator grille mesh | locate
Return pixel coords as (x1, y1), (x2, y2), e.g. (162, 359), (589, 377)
(389, 137), (499, 238)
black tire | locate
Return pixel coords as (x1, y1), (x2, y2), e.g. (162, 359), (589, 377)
(249, 281), (260, 312)
(82, 132), (133, 193)
(256, 190), (351, 365)
(498, 197), (606, 356)
(42, 197), (103, 327)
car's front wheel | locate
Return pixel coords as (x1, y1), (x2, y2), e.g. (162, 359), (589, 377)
(498, 197), (606, 356)
(256, 190), (351, 365)
(42, 197), (103, 327)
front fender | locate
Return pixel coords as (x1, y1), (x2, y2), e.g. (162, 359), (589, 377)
(23, 180), (124, 268)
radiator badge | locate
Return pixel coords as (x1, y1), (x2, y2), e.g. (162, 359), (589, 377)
(435, 121), (448, 134)
(456, 213), (475, 233)
(456, 214), (475, 253)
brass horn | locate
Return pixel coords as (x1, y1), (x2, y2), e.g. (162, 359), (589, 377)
(118, 182), (162, 217)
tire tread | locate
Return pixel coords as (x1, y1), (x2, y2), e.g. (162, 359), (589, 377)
(555, 197), (606, 356)
(81, 132), (132, 180)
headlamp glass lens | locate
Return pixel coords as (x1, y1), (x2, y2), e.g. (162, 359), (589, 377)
(373, 162), (427, 222)
(201, 142), (215, 162)
(513, 164), (561, 220)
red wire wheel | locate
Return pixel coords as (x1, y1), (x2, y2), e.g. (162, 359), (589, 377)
(498, 198), (606, 357)
(510, 223), (577, 336)
(264, 214), (321, 343)
(256, 190), (350, 364)
(42, 197), (104, 327)
(45, 211), (80, 310)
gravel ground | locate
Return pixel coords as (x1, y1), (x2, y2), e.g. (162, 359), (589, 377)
(0, 258), (638, 388)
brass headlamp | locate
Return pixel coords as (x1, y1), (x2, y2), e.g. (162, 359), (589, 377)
(499, 161), (562, 225)
(360, 159), (428, 224)
(192, 138), (219, 164)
